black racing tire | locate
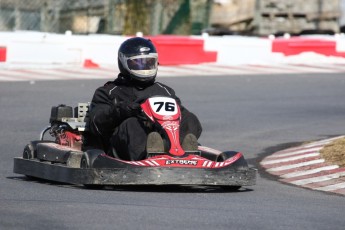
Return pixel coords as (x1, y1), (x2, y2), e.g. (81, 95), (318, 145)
(217, 151), (249, 167)
(22, 141), (54, 180)
(80, 149), (105, 189)
(66, 151), (84, 168)
(217, 151), (250, 191)
(80, 149), (104, 169)
(23, 141), (55, 159)
(22, 144), (37, 179)
(23, 144), (34, 159)
(80, 153), (90, 169)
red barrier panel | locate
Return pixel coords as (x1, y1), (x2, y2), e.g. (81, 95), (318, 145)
(146, 36), (217, 65)
(272, 37), (345, 58)
(0, 46), (6, 62)
(83, 59), (100, 68)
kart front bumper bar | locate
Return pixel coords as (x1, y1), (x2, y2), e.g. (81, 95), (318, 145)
(13, 157), (257, 186)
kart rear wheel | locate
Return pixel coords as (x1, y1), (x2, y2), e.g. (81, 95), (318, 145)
(66, 151), (83, 168)
(23, 141), (55, 159)
(22, 144), (38, 179)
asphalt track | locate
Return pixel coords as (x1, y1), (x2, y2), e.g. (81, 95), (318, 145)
(1, 72), (345, 230)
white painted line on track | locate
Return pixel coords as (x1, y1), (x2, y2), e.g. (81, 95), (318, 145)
(267, 159), (326, 172)
(159, 66), (211, 75)
(49, 69), (111, 79)
(299, 137), (344, 149)
(317, 63), (345, 72)
(265, 64), (328, 73)
(205, 64), (277, 74)
(261, 135), (345, 195)
(17, 69), (81, 80)
(0, 77), (22, 81)
(288, 64), (340, 73)
(315, 182), (345, 191)
(281, 165), (339, 179)
(290, 171), (345, 186)
(268, 147), (323, 158)
(302, 142), (331, 148)
(261, 152), (320, 165)
(0, 70), (38, 77)
(2, 64), (345, 82)
(247, 64), (309, 74)
(181, 64), (251, 75)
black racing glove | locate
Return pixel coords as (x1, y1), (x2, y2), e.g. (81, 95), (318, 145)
(118, 101), (141, 118)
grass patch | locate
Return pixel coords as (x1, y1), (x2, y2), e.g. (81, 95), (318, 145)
(320, 137), (345, 167)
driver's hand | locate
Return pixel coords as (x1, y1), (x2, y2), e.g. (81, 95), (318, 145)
(118, 101), (141, 118)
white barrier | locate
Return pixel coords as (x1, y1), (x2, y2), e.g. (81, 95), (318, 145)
(1, 31), (345, 68)
(203, 35), (284, 65)
(0, 31), (126, 68)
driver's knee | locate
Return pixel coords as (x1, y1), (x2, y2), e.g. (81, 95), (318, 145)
(121, 117), (142, 130)
(180, 112), (202, 140)
(110, 117), (148, 160)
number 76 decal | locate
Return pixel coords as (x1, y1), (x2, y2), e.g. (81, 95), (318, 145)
(148, 97), (178, 116)
(153, 101), (175, 112)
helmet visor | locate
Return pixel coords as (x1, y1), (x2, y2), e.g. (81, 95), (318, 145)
(127, 55), (157, 71)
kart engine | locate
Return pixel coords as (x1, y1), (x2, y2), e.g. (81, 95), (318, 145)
(47, 104), (88, 150)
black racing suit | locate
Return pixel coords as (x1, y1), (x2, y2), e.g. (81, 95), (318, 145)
(82, 74), (202, 161)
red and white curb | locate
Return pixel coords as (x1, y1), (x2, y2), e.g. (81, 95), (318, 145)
(1, 63), (345, 82)
(260, 136), (345, 195)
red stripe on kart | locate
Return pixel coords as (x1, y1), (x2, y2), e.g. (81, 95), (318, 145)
(222, 152), (242, 167)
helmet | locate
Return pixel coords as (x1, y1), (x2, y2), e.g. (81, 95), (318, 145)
(118, 37), (158, 84)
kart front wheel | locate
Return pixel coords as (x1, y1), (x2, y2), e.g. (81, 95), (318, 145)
(218, 151), (249, 167)
(23, 144), (34, 159)
(80, 149), (104, 168)
(80, 150), (104, 189)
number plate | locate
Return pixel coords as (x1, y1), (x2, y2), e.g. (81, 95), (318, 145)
(148, 97), (178, 116)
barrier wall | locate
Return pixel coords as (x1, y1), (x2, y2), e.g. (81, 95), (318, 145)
(0, 46), (6, 62)
(272, 37), (345, 58)
(203, 35), (283, 65)
(148, 35), (217, 65)
(1, 31), (345, 68)
(0, 32), (218, 68)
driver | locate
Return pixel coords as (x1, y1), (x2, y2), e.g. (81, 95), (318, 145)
(82, 37), (202, 161)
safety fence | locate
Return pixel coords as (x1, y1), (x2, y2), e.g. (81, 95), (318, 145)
(0, 0), (211, 35)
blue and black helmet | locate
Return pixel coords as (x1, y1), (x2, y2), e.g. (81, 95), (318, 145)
(118, 37), (158, 83)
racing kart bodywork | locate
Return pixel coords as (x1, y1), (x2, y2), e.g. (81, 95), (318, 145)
(13, 97), (257, 189)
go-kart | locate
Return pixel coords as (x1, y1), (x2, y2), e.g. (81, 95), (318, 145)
(13, 96), (257, 189)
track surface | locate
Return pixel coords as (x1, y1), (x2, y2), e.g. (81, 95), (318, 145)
(1, 73), (345, 229)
